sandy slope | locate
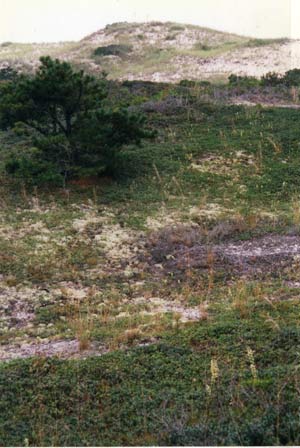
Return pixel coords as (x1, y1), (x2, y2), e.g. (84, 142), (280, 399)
(1, 22), (299, 82)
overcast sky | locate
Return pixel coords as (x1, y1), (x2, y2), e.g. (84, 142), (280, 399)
(1, 0), (299, 43)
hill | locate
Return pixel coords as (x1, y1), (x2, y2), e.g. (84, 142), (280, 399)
(0, 21), (299, 82)
(1, 28), (300, 445)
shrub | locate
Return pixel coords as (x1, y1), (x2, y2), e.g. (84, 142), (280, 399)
(179, 80), (211, 88)
(194, 42), (212, 51)
(261, 69), (300, 88)
(0, 65), (18, 81)
(93, 44), (132, 57)
(169, 25), (185, 32)
(260, 71), (283, 87)
(179, 79), (197, 87)
(150, 21), (163, 27)
(5, 155), (63, 185)
(247, 38), (288, 47)
(0, 42), (12, 47)
(228, 74), (260, 88)
(283, 69), (300, 86)
(165, 34), (177, 41)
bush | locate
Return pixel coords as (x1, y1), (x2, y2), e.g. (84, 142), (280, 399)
(165, 34), (177, 41)
(228, 74), (260, 88)
(0, 65), (18, 81)
(5, 155), (63, 185)
(0, 41), (12, 47)
(247, 38), (288, 47)
(179, 80), (211, 88)
(93, 44), (132, 57)
(260, 69), (300, 88)
(179, 79), (197, 87)
(261, 71), (283, 87)
(283, 69), (300, 86)
(169, 25), (185, 32)
(194, 42), (213, 51)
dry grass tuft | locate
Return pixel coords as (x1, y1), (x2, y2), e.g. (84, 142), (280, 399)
(291, 196), (300, 227)
(117, 328), (143, 345)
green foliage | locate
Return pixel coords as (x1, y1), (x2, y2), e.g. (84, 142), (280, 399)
(0, 56), (151, 184)
(179, 79), (211, 88)
(0, 41), (12, 47)
(261, 70), (300, 87)
(0, 65), (18, 81)
(179, 79), (197, 87)
(194, 41), (213, 51)
(228, 74), (260, 88)
(283, 69), (300, 87)
(1, 79), (300, 446)
(261, 71), (283, 87)
(246, 37), (288, 47)
(169, 25), (185, 32)
(93, 44), (132, 57)
(1, 300), (300, 446)
(5, 152), (63, 185)
(165, 33), (177, 41)
(229, 69), (300, 88)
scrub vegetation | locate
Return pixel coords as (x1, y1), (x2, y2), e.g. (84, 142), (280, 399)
(1, 42), (300, 446)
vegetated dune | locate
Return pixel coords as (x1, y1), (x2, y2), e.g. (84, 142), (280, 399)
(0, 21), (299, 82)
(2, 39), (300, 444)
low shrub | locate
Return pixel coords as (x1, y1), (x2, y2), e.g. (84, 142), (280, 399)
(0, 42), (12, 47)
(194, 42), (213, 51)
(247, 38), (288, 47)
(283, 69), (300, 87)
(93, 44), (132, 57)
(228, 74), (260, 88)
(261, 71), (283, 87)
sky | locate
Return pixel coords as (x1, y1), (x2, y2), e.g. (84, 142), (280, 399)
(0, 0), (298, 43)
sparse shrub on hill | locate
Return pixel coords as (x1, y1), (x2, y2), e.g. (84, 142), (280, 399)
(165, 33), (177, 41)
(0, 56), (152, 185)
(226, 69), (300, 101)
(93, 44), (132, 57)
(260, 71), (283, 87)
(246, 37), (288, 47)
(261, 70), (300, 88)
(0, 41), (12, 47)
(179, 79), (211, 88)
(228, 74), (260, 88)
(169, 24), (185, 32)
(194, 42), (213, 51)
(179, 79), (197, 87)
(283, 69), (300, 87)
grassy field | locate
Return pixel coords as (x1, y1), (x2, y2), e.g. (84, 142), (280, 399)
(1, 91), (300, 445)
